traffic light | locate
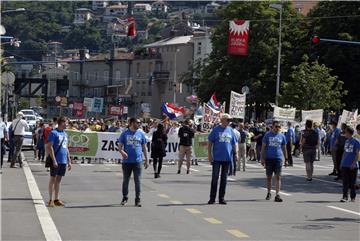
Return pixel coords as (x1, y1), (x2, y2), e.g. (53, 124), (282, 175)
(311, 35), (320, 45)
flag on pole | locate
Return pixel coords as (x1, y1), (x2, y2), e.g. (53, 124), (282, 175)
(207, 93), (220, 111)
(161, 103), (185, 120)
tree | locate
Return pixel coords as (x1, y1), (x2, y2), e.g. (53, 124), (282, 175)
(308, 1), (360, 109)
(280, 55), (345, 110)
(63, 24), (102, 51)
(192, 1), (306, 116)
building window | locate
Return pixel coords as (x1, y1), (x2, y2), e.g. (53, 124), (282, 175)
(197, 42), (202, 55)
(115, 70), (121, 85)
(148, 62), (153, 76)
(74, 72), (79, 81)
(148, 91), (152, 96)
(95, 71), (99, 81)
(85, 72), (90, 84)
(104, 70), (109, 82)
(170, 61), (173, 70)
(136, 63), (140, 77)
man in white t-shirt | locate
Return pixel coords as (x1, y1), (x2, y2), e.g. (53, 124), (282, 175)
(11, 112), (29, 168)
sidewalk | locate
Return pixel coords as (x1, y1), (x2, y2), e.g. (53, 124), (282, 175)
(1, 159), (45, 241)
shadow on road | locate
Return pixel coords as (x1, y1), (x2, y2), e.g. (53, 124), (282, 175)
(307, 217), (360, 223)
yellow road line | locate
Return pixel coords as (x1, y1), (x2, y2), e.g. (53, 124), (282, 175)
(203, 217), (222, 224)
(170, 200), (183, 204)
(185, 208), (202, 214)
(158, 193), (170, 199)
(226, 229), (249, 238)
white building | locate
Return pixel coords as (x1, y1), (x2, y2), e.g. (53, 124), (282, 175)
(151, 1), (168, 13)
(205, 2), (220, 14)
(133, 3), (152, 14)
(104, 4), (128, 19)
(92, 1), (108, 11)
(73, 8), (94, 24)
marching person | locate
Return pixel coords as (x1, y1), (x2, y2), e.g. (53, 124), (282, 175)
(340, 126), (359, 202)
(238, 123), (248, 171)
(177, 119), (195, 174)
(285, 122), (295, 166)
(208, 114), (238, 205)
(118, 117), (149, 207)
(0, 117), (8, 170)
(261, 121), (288, 202)
(151, 123), (167, 178)
(47, 116), (72, 207)
(10, 112), (29, 168)
(300, 120), (319, 181)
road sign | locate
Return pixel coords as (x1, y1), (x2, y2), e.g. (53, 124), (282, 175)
(1, 72), (15, 85)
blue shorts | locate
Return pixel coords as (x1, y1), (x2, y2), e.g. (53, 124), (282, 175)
(50, 164), (67, 177)
(265, 159), (282, 177)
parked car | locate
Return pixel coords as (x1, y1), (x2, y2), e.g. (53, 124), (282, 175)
(23, 115), (37, 128)
(20, 109), (36, 116)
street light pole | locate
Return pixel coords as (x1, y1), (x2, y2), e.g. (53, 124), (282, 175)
(173, 48), (180, 104)
(274, 2), (282, 106)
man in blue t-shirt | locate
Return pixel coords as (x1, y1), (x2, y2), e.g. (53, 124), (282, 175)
(47, 116), (72, 207)
(118, 117), (149, 207)
(285, 122), (295, 166)
(329, 121), (341, 176)
(339, 127), (359, 202)
(261, 121), (288, 202)
(207, 113), (238, 205)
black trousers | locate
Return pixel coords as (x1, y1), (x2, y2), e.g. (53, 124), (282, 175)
(286, 142), (293, 165)
(153, 156), (163, 174)
(336, 149), (344, 177)
(1, 138), (5, 168)
(210, 161), (230, 201)
(341, 167), (358, 199)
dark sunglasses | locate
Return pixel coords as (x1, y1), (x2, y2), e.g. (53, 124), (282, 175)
(274, 125), (281, 128)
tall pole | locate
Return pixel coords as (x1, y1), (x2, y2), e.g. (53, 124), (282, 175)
(173, 48), (179, 104)
(275, 3), (282, 106)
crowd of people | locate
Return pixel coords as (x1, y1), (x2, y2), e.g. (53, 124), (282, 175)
(0, 111), (359, 206)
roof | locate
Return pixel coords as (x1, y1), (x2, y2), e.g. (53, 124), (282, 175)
(144, 35), (193, 48)
(107, 5), (128, 9)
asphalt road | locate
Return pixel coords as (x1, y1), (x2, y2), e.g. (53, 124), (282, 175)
(1, 151), (359, 241)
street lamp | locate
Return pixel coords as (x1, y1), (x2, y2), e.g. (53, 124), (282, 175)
(173, 48), (180, 104)
(270, 2), (282, 106)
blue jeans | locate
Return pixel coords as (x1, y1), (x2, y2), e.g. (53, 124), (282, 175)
(122, 163), (142, 200)
(210, 161), (230, 201)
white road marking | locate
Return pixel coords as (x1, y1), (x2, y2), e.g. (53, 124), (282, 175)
(260, 187), (292, 196)
(198, 163), (212, 168)
(79, 164), (94, 167)
(328, 206), (360, 216)
(282, 171), (342, 186)
(103, 164), (119, 167)
(182, 166), (200, 172)
(28, 163), (43, 166)
(314, 164), (332, 169)
(22, 161), (62, 241)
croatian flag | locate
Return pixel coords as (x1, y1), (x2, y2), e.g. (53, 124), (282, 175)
(161, 103), (185, 120)
(207, 93), (220, 111)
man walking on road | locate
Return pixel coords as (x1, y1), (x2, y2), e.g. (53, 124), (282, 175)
(10, 112), (29, 168)
(261, 121), (288, 202)
(340, 127), (359, 202)
(177, 119), (195, 174)
(118, 117), (149, 207)
(47, 116), (72, 207)
(285, 122), (295, 166)
(208, 114), (238, 205)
